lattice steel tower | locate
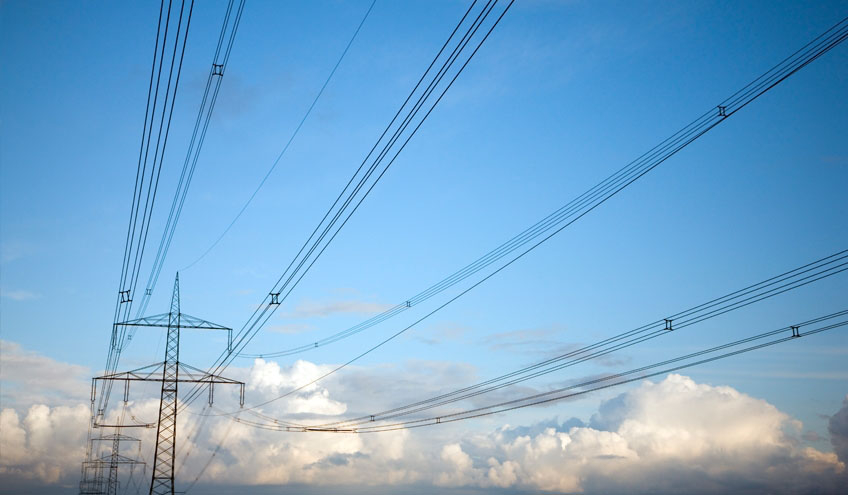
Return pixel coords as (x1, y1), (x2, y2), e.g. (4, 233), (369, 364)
(93, 274), (244, 495)
(149, 274), (183, 494)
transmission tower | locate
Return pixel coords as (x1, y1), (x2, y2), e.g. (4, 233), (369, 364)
(92, 274), (244, 495)
(80, 392), (153, 495)
(80, 431), (146, 495)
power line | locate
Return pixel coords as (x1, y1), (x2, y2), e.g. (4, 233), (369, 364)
(178, 11), (848, 487)
(180, 0), (378, 273)
(98, 0), (196, 426)
(236, 249), (848, 425)
(181, 411), (240, 494)
(206, 17), (848, 402)
(236, 15), (848, 360)
(179, 0), (516, 413)
(85, 3), (247, 492)
(237, 309), (848, 433)
(186, 9), (848, 418)
(128, 0), (246, 327)
(83, 0), (170, 482)
(101, 0), (247, 417)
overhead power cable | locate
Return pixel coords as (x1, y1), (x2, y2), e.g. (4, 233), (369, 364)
(180, 0), (378, 273)
(131, 0), (246, 321)
(201, 15), (848, 415)
(98, 0), (196, 421)
(236, 309), (848, 433)
(105, 0), (245, 409)
(181, 14), (848, 485)
(239, 15), (848, 359)
(181, 411), (240, 494)
(204, 12), (848, 422)
(179, 0), (515, 412)
(173, 403), (211, 479)
(235, 248), (848, 425)
(184, 11), (847, 417)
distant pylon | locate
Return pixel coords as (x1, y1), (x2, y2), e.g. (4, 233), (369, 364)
(79, 433), (145, 495)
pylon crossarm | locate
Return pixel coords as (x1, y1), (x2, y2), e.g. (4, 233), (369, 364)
(179, 362), (244, 385)
(95, 362), (166, 381)
(94, 363), (243, 385)
(88, 453), (145, 465)
(93, 421), (155, 429)
(93, 361), (245, 415)
(116, 312), (230, 331)
(91, 434), (141, 443)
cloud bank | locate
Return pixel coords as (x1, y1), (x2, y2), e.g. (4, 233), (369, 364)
(2, 344), (846, 494)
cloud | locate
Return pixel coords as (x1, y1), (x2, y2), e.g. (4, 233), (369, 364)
(482, 327), (562, 354)
(482, 325), (631, 367)
(410, 322), (470, 346)
(268, 323), (316, 334)
(247, 359), (347, 416)
(0, 240), (34, 264)
(0, 404), (90, 484)
(446, 374), (845, 494)
(178, 372), (846, 493)
(829, 395), (848, 465)
(284, 299), (394, 318)
(0, 340), (90, 408)
(0, 289), (40, 301)
(2, 339), (846, 494)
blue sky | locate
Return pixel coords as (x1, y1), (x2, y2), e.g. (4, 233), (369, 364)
(1, 1), (847, 493)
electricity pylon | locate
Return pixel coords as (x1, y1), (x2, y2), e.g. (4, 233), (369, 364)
(92, 274), (244, 495)
(79, 432), (146, 495)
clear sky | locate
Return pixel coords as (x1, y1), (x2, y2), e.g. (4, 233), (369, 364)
(1, 1), (847, 493)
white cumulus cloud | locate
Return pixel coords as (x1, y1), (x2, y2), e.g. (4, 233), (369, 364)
(446, 374), (845, 494)
(1, 338), (846, 495)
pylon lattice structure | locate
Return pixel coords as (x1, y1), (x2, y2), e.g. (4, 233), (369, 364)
(91, 274), (244, 495)
(79, 433), (145, 495)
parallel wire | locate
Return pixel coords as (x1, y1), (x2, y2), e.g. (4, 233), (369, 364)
(103, 0), (177, 414)
(174, 403), (211, 478)
(207, 18), (848, 409)
(180, 0), (378, 272)
(236, 311), (848, 433)
(240, 16), (848, 359)
(87, 2), (245, 490)
(177, 13), (848, 486)
(181, 411), (240, 494)
(186, 13), (848, 417)
(179, 0), (515, 413)
(129, 0), (246, 327)
(87, 0), (166, 460)
(232, 249), (848, 424)
(98, 0), (196, 427)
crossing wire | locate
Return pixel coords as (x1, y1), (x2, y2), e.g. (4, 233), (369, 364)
(179, 14), (848, 484)
(128, 0), (246, 330)
(179, 0), (515, 413)
(206, 15), (848, 409)
(180, 0), (378, 273)
(236, 310), (848, 433)
(235, 249), (848, 425)
(99, 0), (196, 424)
(239, 15), (848, 359)
(103, 0), (246, 416)
(183, 11), (848, 416)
